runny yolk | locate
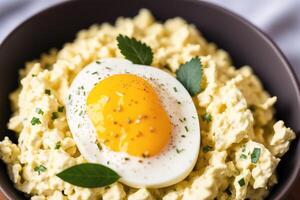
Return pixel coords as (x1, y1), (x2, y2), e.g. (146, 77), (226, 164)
(86, 74), (172, 157)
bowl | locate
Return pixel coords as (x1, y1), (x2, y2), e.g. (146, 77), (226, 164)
(0, 0), (299, 199)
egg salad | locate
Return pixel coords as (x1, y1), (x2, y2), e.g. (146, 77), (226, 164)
(0, 9), (296, 200)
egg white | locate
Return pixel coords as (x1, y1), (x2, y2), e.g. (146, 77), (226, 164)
(66, 58), (200, 188)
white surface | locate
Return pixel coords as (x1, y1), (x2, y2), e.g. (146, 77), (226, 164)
(0, 0), (299, 76)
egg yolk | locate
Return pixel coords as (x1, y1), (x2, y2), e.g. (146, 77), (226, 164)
(86, 74), (172, 157)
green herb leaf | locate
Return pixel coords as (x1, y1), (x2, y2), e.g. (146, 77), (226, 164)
(202, 112), (212, 123)
(36, 108), (44, 115)
(51, 112), (59, 120)
(56, 163), (120, 188)
(251, 148), (261, 163)
(34, 165), (47, 175)
(203, 145), (214, 153)
(31, 117), (41, 125)
(45, 89), (51, 95)
(176, 57), (202, 96)
(55, 141), (61, 149)
(176, 148), (184, 154)
(238, 178), (245, 187)
(117, 35), (153, 65)
(58, 106), (64, 112)
(96, 142), (102, 151)
(184, 126), (189, 132)
(240, 154), (247, 159)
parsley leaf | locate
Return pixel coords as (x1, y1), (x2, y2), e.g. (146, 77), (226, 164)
(45, 89), (51, 95)
(55, 141), (61, 149)
(58, 106), (64, 112)
(34, 165), (47, 175)
(176, 57), (202, 96)
(36, 108), (44, 115)
(96, 142), (102, 151)
(251, 148), (261, 163)
(117, 35), (153, 65)
(31, 117), (41, 125)
(51, 112), (59, 120)
(238, 178), (245, 187)
(203, 145), (214, 153)
(56, 163), (120, 188)
(202, 112), (212, 123)
(176, 148), (184, 154)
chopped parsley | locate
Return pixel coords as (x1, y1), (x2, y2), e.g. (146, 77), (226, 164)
(203, 145), (214, 153)
(45, 89), (51, 95)
(96, 61), (101, 64)
(176, 148), (184, 154)
(240, 154), (247, 159)
(184, 126), (189, 132)
(97, 142), (102, 151)
(51, 112), (59, 120)
(238, 178), (245, 187)
(34, 165), (47, 175)
(35, 108), (44, 115)
(31, 117), (41, 125)
(202, 112), (212, 123)
(173, 87), (178, 92)
(58, 106), (64, 112)
(251, 148), (261, 163)
(55, 141), (61, 149)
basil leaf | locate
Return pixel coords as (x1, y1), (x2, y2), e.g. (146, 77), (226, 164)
(176, 57), (202, 96)
(56, 163), (120, 188)
(117, 35), (153, 65)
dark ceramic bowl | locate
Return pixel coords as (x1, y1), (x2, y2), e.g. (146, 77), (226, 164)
(0, 0), (299, 199)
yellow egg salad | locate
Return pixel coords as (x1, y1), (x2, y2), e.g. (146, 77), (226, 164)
(0, 9), (296, 200)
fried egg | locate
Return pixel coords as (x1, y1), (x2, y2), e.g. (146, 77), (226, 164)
(66, 58), (200, 188)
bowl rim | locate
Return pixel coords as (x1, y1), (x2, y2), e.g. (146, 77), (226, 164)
(0, 0), (299, 199)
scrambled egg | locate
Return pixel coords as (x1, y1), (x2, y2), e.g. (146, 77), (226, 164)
(0, 9), (296, 200)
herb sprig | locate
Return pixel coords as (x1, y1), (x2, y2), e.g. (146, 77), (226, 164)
(117, 35), (203, 96)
